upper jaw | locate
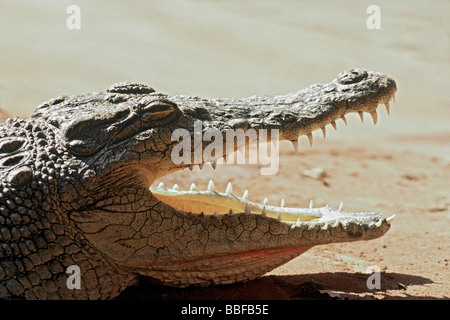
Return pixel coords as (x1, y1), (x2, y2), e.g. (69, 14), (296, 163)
(121, 68), (397, 205)
(161, 68), (397, 155)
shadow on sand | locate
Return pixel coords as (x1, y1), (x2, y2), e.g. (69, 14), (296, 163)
(117, 271), (443, 300)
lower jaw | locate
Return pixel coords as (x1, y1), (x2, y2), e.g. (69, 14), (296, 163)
(140, 247), (310, 287)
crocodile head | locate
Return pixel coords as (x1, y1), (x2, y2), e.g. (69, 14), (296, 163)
(30, 69), (396, 289)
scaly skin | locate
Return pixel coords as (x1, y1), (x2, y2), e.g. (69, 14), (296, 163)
(0, 69), (397, 299)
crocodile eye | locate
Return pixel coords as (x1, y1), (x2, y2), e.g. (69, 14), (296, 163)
(138, 98), (181, 125)
(337, 69), (368, 84)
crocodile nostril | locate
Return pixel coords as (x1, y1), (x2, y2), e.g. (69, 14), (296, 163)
(337, 69), (368, 84)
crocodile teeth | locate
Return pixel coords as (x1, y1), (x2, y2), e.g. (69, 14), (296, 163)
(309, 200), (314, 209)
(332, 221), (340, 228)
(375, 218), (383, 227)
(225, 182), (233, 194)
(172, 184), (180, 191)
(189, 183), (197, 191)
(261, 206), (267, 217)
(228, 208), (234, 215)
(307, 133), (313, 147)
(321, 127), (326, 139)
(291, 140), (299, 153)
(338, 202), (343, 211)
(295, 218), (301, 227)
(358, 111), (364, 123)
(331, 120), (337, 130)
(277, 213), (281, 222)
(385, 102), (390, 115)
(242, 190), (249, 200)
(263, 198), (269, 206)
(244, 202), (250, 214)
(157, 182), (165, 189)
(280, 198), (285, 208)
(341, 115), (347, 125)
(207, 180), (215, 192)
(370, 110), (378, 125)
(386, 215), (396, 224)
(323, 222), (329, 230)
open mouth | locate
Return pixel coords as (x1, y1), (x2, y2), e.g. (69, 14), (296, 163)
(149, 92), (397, 227)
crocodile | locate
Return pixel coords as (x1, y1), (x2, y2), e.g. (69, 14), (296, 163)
(0, 69), (397, 299)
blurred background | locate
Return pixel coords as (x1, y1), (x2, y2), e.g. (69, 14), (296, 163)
(0, 0), (449, 159)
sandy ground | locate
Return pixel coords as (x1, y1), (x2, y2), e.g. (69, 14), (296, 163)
(0, 1), (448, 300)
